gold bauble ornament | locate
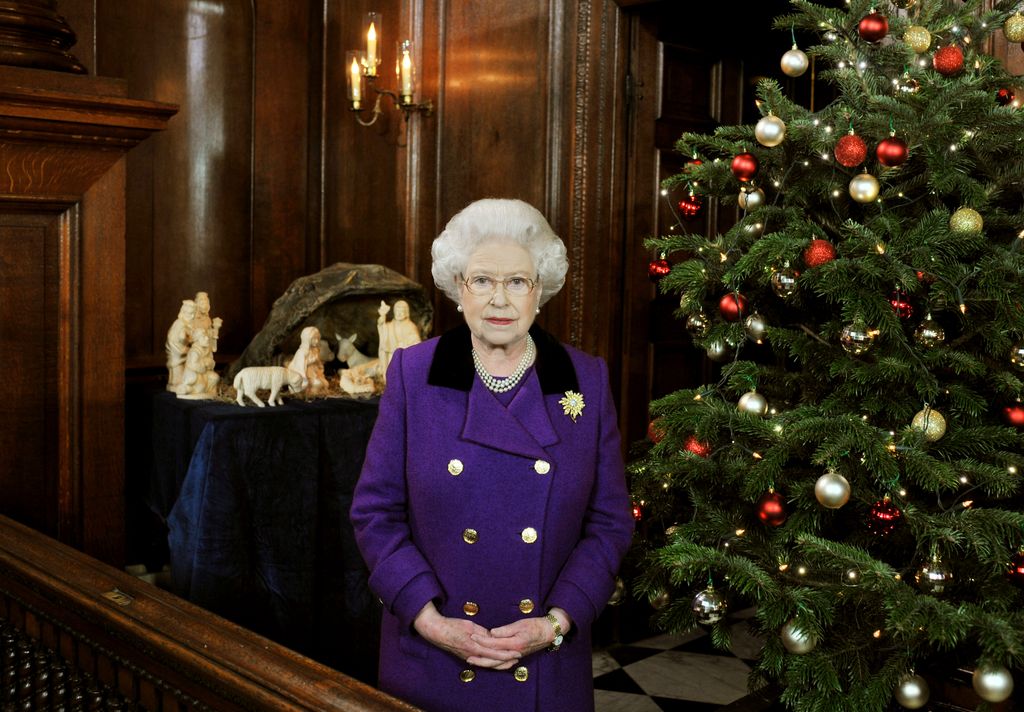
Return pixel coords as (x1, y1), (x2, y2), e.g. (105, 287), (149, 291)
(911, 406), (946, 441)
(913, 313), (945, 348)
(1006, 13), (1024, 43)
(892, 0), (917, 7)
(738, 186), (766, 210)
(949, 207), (983, 234)
(972, 665), (1014, 703)
(780, 46), (809, 77)
(849, 173), (880, 203)
(755, 114), (787, 147)
(915, 555), (953, 595)
(1011, 341), (1024, 371)
(894, 673), (930, 709)
(903, 25), (931, 54)
(840, 322), (876, 354)
(780, 620), (817, 654)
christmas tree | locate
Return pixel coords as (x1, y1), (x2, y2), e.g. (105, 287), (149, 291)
(630, 1), (1024, 710)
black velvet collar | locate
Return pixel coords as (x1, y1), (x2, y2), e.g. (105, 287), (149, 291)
(427, 323), (580, 394)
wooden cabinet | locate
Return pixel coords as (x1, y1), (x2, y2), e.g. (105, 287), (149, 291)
(0, 65), (174, 565)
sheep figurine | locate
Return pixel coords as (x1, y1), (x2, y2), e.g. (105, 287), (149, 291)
(233, 366), (307, 407)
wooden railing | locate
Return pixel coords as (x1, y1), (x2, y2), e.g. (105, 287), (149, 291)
(0, 515), (418, 711)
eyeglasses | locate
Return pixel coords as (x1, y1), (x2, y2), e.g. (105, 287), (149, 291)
(461, 274), (538, 297)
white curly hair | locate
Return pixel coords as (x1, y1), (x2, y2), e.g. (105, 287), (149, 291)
(431, 198), (568, 306)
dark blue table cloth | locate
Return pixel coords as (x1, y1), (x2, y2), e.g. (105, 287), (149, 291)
(148, 392), (381, 683)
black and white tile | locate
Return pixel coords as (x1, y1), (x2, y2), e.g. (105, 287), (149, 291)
(593, 609), (767, 711)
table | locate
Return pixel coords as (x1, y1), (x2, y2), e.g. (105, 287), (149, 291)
(148, 392), (381, 683)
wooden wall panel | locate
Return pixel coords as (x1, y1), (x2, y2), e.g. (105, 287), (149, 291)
(0, 212), (60, 535)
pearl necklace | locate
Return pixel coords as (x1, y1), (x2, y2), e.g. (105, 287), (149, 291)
(472, 335), (536, 393)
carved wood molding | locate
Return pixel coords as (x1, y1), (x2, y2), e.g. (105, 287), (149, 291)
(0, 0), (85, 74)
(0, 515), (418, 711)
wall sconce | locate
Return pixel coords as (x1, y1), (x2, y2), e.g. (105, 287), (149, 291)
(346, 13), (432, 126)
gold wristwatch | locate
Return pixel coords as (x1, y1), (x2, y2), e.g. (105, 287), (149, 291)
(545, 612), (564, 651)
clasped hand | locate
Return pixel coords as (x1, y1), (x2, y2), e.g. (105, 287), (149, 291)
(413, 602), (564, 670)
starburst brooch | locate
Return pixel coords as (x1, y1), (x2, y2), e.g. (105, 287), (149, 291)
(559, 390), (585, 422)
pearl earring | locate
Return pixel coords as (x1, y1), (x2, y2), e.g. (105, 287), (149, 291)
(535, 307), (540, 314)
(457, 304), (464, 312)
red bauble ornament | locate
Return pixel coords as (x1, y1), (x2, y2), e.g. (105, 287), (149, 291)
(997, 88), (1016, 106)
(683, 435), (711, 458)
(684, 158), (703, 172)
(678, 193), (703, 219)
(933, 45), (964, 76)
(632, 501), (643, 521)
(876, 137), (909, 167)
(756, 491), (787, 527)
(867, 497), (902, 536)
(834, 134), (868, 168)
(803, 238), (837, 268)
(890, 290), (914, 320)
(858, 12), (889, 42)
(718, 292), (748, 322)
(731, 152), (759, 182)
(916, 270), (937, 284)
(1008, 550), (1024, 586)
(1003, 404), (1024, 428)
(648, 258), (671, 282)
(648, 417), (666, 443)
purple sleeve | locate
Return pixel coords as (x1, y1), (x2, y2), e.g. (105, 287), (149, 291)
(546, 357), (634, 630)
(350, 349), (444, 629)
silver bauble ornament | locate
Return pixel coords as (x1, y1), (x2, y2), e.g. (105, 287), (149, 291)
(607, 576), (625, 606)
(691, 586), (728, 625)
(706, 340), (731, 362)
(894, 673), (930, 709)
(849, 173), (880, 203)
(949, 206), (983, 234)
(915, 556), (953, 594)
(686, 311), (710, 338)
(840, 322), (877, 354)
(780, 46), (809, 77)
(741, 220), (764, 239)
(770, 266), (800, 299)
(903, 25), (931, 54)
(1012, 341), (1024, 371)
(913, 313), (945, 348)
(911, 407), (946, 441)
(780, 620), (816, 654)
(738, 186), (765, 211)
(755, 115), (787, 147)
(738, 390), (768, 416)
(1006, 12), (1024, 43)
(814, 471), (851, 509)
(650, 588), (671, 610)
(895, 74), (921, 95)
(972, 664), (1014, 702)
(744, 312), (768, 343)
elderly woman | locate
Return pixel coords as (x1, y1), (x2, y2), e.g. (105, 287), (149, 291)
(350, 198), (633, 712)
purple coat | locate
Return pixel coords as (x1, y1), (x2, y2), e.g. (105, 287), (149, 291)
(350, 325), (634, 712)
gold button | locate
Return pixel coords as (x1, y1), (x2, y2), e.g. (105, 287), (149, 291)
(521, 527), (537, 544)
(460, 669), (475, 683)
(513, 666), (528, 682)
(463, 528), (478, 544)
(533, 460), (550, 475)
(463, 601), (479, 616)
(518, 599), (534, 614)
(448, 459), (464, 476)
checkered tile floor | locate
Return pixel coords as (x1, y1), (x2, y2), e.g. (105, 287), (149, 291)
(593, 609), (765, 711)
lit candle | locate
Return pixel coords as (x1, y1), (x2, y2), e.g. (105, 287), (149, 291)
(400, 46), (413, 98)
(349, 55), (362, 104)
(366, 21), (378, 74)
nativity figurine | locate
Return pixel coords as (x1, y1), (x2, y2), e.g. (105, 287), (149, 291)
(376, 299), (421, 381)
